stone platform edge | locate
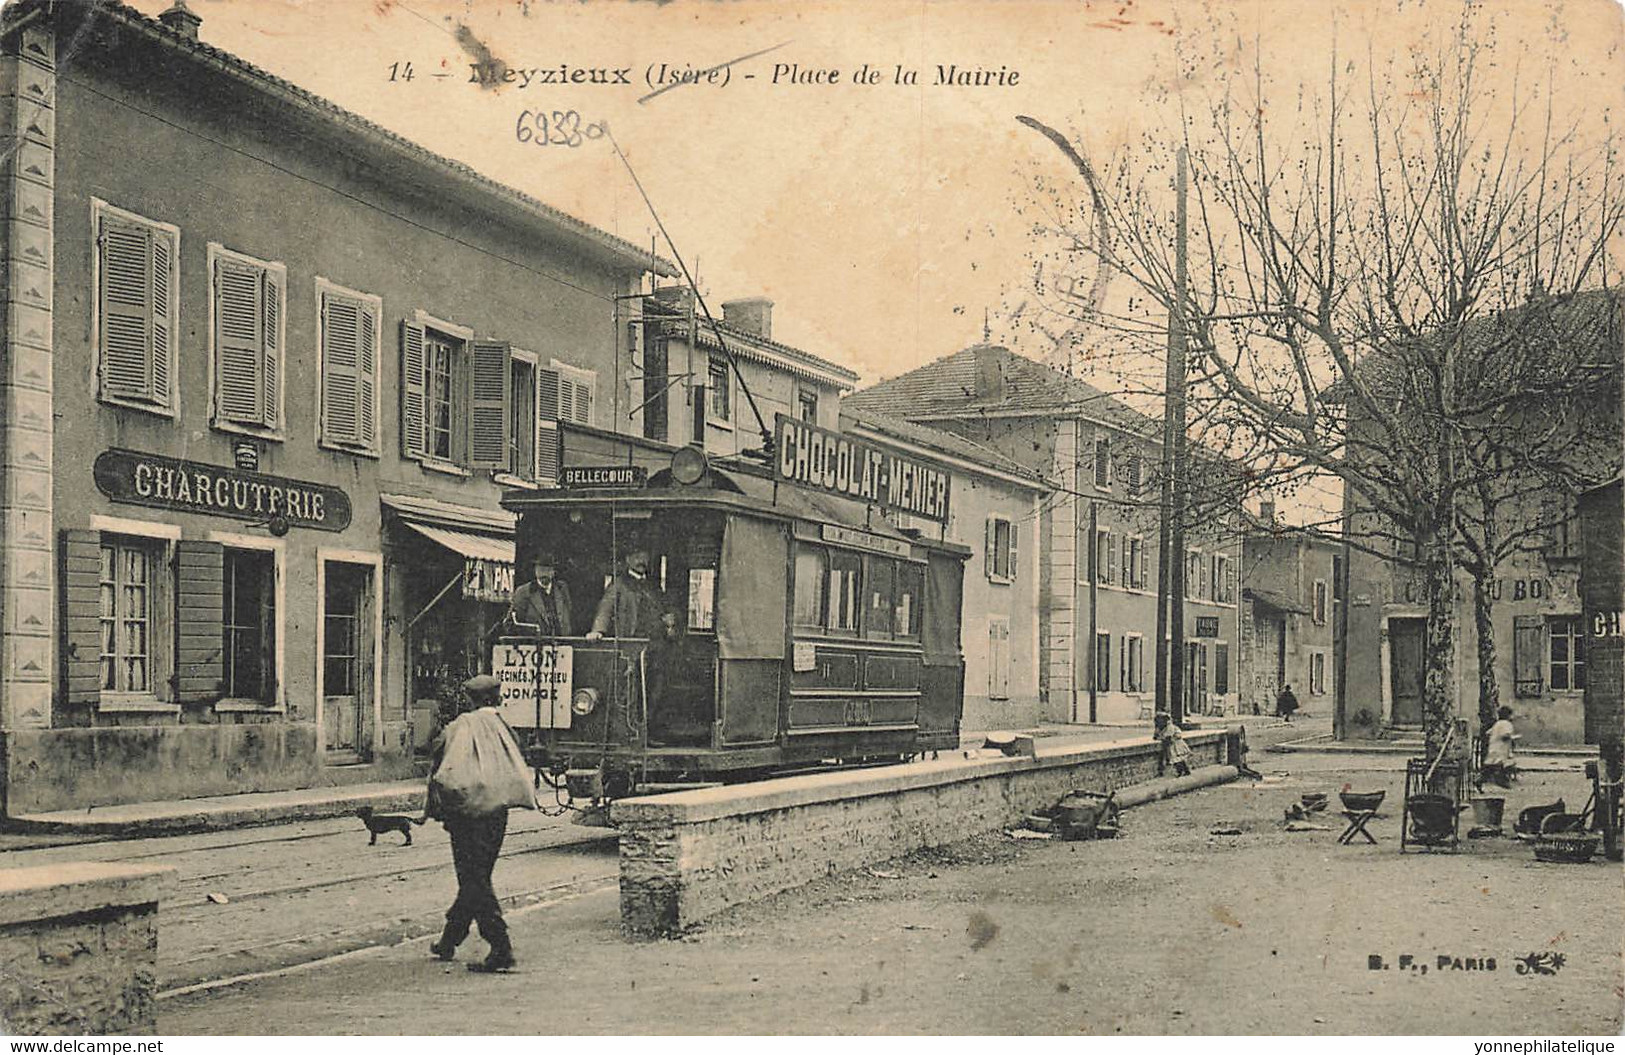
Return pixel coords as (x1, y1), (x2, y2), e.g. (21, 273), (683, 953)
(614, 731), (1225, 827)
(6, 783), (427, 837)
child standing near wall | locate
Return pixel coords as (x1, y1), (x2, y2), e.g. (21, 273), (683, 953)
(1155, 713), (1193, 778)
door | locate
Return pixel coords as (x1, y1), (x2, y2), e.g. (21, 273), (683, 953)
(1388, 617), (1426, 725)
(323, 562), (374, 763)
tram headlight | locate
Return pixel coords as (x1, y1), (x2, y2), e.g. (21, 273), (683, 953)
(571, 687), (600, 716)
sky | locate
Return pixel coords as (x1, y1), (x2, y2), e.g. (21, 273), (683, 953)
(115, 0), (1624, 492)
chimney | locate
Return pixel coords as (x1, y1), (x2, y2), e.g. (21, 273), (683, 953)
(650, 285), (693, 313)
(720, 298), (773, 340)
(972, 344), (1006, 402)
(1260, 500), (1276, 525)
(159, 0), (202, 40)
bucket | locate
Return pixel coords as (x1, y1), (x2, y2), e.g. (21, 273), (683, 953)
(1470, 797), (1505, 829)
(1407, 794), (1457, 844)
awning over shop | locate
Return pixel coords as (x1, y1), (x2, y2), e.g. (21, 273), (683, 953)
(400, 520), (514, 565)
(1245, 587), (1309, 615)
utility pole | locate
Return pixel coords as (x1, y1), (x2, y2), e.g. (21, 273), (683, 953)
(1156, 146), (1192, 724)
(1088, 499), (1099, 723)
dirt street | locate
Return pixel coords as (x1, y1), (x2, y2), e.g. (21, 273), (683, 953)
(159, 748), (1623, 1035)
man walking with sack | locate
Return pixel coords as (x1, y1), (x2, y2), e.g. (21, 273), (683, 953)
(426, 674), (535, 973)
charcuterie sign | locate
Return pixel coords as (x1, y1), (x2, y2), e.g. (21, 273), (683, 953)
(93, 449), (352, 532)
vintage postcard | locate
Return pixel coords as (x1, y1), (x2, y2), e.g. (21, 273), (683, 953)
(0, 0), (1620, 1041)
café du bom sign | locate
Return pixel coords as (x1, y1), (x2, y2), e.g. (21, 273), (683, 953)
(93, 449), (352, 532)
(774, 415), (950, 524)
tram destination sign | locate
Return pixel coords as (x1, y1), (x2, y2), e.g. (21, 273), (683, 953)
(774, 415), (950, 524)
(93, 449), (352, 532)
(561, 465), (646, 488)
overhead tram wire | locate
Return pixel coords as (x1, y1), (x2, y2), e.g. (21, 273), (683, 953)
(605, 127), (776, 456)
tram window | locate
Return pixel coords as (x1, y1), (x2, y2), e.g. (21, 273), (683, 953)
(865, 556), (895, 640)
(793, 544), (827, 629)
(895, 562), (924, 641)
(827, 550), (861, 634)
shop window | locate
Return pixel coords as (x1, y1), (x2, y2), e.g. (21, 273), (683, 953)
(986, 516), (1017, 582)
(708, 357), (731, 424)
(865, 555), (896, 640)
(797, 387), (819, 423)
(209, 245), (285, 436)
(826, 550), (861, 633)
(1549, 616), (1586, 691)
(94, 200), (178, 416)
(100, 538), (156, 695)
(1215, 642), (1230, 695)
(793, 544), (828, 629)
(317, 280), (380, 454)
(895, 562), (924, 641)
(222, 549), (276, 703)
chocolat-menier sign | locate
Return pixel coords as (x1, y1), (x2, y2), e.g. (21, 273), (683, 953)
(774, 415), (950, 524)
(93, 449), (352, 532)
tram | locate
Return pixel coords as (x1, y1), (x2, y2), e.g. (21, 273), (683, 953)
(495, 440), (969, 802)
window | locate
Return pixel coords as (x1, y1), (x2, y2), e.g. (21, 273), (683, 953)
(1186, 549), (1203, 599)
(986, 516), (1017, 582)
(1094, 632), (1111, 692)
(1549, 616), (1586, 691)
(642, 336), (668, 442)
(94, 201), (178, 416)
(1126, 454), (1143, 494)
(1313, 580), (1329, 625)
(864, 555), (895, 640)
(1094, 529), (1115, 584)
(1123, 635), (1144, 693)
(1332, 556), (1344, 601)
(1213, 554), (1235, 604)
(100, 538), (155, 695)
(551, 359), (596, 428)
(1094, 435), (1112, 488)
(1545, 495), (1580, 559)
(317, 280), (380, 454)
(223, 549), (275, 702)
(708, 357), (731, 423)
(827, 549), (861, 633)
(1126, 536), (1146, 589)
(1309, 651), (1326, 696)
(794, 545), (828, 628)
(797, 387), (819, 423)
(1513, 615), (1546, 697)
(509, 357), (537, 480)
(209, 246), (285, 435)
(424, 332), (461, 462)
(895, 562), (923, 641)
(988, 618), (1011, 700)
(1215, 642), (1230, 695)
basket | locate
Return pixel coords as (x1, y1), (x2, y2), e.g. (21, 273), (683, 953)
(1533, 833), (1600, 864)
(1340, 790), (1385, 813)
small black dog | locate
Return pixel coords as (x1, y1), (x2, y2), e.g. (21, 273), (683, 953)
(356, 806), (426, 846)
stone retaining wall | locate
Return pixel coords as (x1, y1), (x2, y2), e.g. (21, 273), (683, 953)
(0, 863), (175, 1035)
(613, 731), (1228, 937)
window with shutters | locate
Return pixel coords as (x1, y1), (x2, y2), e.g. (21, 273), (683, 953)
(1186, 549), (1203, 599)
(316, 279), (381, 455)
(400, 313), (479, 472)
(1215, 642), (1230, 695)
(1309, 650), (1326, 695)
(1213, 554), (1234, 603)
(988, 618), (1011, 700)
(1126, 453), (1143, 494)
(549, 360), (597, 428)
(708, 357), (732, 425)
(425, 333), (461, 463)
(1549, 616), (1586, 691)
(1123, 634), (1144, 692)
(99, 538), (155, 695)
(208, 245), (285, 437)
(986, 515), (1016, 583)
(93, 201), (179, 416)
(1093, 632), (1111, 692)
(1313, 579), (1329, 624)
(506, 354), (538, 482)
(1094, 435), (1112, 489)
(1513, 615), (1546, 697)
(222, 548), (275, 703)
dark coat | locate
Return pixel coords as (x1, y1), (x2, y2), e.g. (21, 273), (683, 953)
(590, 572), (667, 638)
(510, 579), (574, 637)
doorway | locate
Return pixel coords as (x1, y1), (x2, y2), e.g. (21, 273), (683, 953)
(322, 560), (375, 764)
(1388, 617), (1426, 726)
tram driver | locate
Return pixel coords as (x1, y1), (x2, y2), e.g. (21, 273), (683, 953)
(585, 548), (678, 641)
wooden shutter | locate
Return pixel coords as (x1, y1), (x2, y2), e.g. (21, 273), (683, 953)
(1105, 531), (1117, 584)
(468, 339), (512, 469)
(61, 529), (103, 704)
(985, 517), (997, 580)
(1008, 518), (1019, 582)
(357, 305), (377, 447)
(1140, 541), (1148, 590)
(176, 540), (225, 702)
(536, 365), (561, 486)
(261, 270), (280, 428)
(99, 216), (156, 402)
(400, 320), (427, 460)
(1513, 615), (1545, 698)
(150, 234), (173, 407)
(215, 258), (265, 424)
(321, 294), (361, 446)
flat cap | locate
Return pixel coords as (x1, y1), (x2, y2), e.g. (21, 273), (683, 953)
(463, 674), (502, 696)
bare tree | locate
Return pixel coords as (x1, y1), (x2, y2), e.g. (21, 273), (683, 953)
(1019, 4), (1624, 751)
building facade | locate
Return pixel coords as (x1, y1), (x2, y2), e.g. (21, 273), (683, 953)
(0, 1), (676, 815)
(1240, 514), (1343, 718)
(847, 344), (1244, 726)
(840, 411), (1049, 732)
